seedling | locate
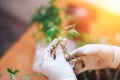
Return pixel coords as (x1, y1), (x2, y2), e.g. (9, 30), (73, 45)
(7, 68), (19, 80)
(45, 24), (85, 73)
(31, 0), (84, 74)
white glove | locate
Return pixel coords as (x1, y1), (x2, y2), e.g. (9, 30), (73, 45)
(33, 40), (47, 73)
(65, 44), (120, 74)
(34, 39), (77, 80)
(33, 38), (76, 73)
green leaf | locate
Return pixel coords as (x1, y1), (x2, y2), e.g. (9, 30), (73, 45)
(69, 29), (80, 37)
(7, 68), (14, 74)
(46, 37), (52, 43)
(30, 0), (62, 43)
(7, 68), (19, 80)
(46, 28), (55, 37)
(67, 29), (80, 39)
(67, 32), (73, 39)
(7, 68), (19, 75)
(14, 70), (19, 74)
(48, 23), (55, 28)
(42, 21), (49, 31)
(53, 18), (61, 25)
(55, 27), (61, 35)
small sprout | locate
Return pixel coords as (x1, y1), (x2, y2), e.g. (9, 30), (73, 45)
(7, 68), (19, 80)
(7, 68), (19, 75)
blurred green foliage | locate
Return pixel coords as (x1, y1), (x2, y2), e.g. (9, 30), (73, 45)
(31, 0), (61, 42)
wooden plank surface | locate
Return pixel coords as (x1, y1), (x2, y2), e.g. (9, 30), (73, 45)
(0, 23), (47, 80)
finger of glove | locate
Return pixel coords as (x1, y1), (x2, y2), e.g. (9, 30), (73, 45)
(65, 47), (85, 60)
(46, 39), (58, 52)
(56, 45), (64, 59)
(33, 43), (47, 73)
(44, 39), (58, 60)
(65, 44), (102, 60)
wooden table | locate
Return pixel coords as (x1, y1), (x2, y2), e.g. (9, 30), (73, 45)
(0, 23), (47, 80)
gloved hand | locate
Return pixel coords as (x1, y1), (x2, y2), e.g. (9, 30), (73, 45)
(65, 44), (120, 74)
(38, 39), (77, 80)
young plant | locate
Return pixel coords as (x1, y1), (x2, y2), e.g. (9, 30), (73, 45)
(7, 68), (19, 80)
(31, 0), (84, 75)
(46, 24), (86, 74)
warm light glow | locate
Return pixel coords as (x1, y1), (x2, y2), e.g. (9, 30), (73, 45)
(107, 0), (120, 15)
(79, 0), (120, 15)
